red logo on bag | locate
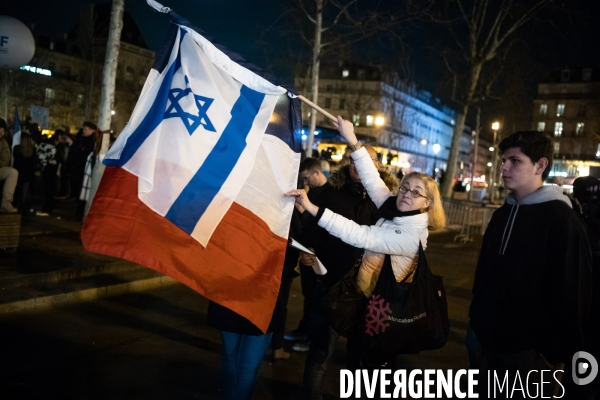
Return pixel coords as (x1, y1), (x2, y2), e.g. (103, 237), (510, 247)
(365, 295), (392, 336)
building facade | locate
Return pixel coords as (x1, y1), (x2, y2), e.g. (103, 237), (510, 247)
(295, 65), (481, 183)
(0, 5), (154, 135)
(533, 67), (600, 179)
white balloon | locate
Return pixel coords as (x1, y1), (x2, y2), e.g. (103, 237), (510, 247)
(0, 15), (35, 70)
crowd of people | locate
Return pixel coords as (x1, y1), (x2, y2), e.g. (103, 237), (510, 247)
(0, 117), (99, 221)
(209, 117), (599, 400)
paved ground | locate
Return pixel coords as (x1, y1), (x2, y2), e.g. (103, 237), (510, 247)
(0, 227), (483, 400)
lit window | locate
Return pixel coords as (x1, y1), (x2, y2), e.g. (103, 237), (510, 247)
(576, 122), (584, 135)
(537, 122), (545, 132)
(352, 114), (360, 126)
(45, 88), (55, 102)
(324, 98), (331, 108)
(366, 115), (374, 126)
(554, 122), (563, 136)
(49, 42), (54, 50)
(557, 104), (565, 117)
(539, 104), (547, 115)
(342, 69), (349, 78)
(554, 142), (560, 155)
(596, 144), (600, 158)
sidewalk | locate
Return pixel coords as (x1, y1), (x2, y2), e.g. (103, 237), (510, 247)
(0, 197), (176, 314)
(0, 196), (485, 319)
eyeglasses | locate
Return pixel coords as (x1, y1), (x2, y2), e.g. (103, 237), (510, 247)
(300, 170), (317, 182)
(399, 185), (428, 200)
(349, 158), (378, 164)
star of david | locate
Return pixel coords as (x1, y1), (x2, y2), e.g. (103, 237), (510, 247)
(164, 75), (216, 135)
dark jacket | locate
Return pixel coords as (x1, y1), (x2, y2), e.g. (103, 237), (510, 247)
(13, 145), (36, 184)
(469, 186), (593, 363)
(68, 133), (95, 174)
(302, 165), (399, 286)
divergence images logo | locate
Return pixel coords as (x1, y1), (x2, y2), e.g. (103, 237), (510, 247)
(572, 351), (598, 386)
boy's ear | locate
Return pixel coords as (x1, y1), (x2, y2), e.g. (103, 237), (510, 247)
(536, 157), (549, 176)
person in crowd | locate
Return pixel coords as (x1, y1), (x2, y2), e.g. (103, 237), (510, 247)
(56, 131), (73, 198)
(563, 176), (600, 399)
(0, 118), (18, 213)
(206, 221), (304, 400)
(68, 122), (96, 220)
(12, 129), (37, 216)
(469, 131), (593, 397)
(286, 116), (445, 386)
(295, 140), (400, 399)
(270, 203), (305, 362)
(283, 158), (326, 352)
(35, 132), (59, 216)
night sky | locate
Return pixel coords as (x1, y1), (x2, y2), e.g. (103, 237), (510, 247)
(5, 0), (280, 64)
(5, 0), (600, 105)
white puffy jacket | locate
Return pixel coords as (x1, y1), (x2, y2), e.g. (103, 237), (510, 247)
(317, 146), (428, 296)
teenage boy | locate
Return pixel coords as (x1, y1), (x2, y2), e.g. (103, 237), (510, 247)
(469, 131), (593, 396)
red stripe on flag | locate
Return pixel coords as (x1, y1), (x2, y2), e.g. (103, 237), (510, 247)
(81, 167), (286, 332)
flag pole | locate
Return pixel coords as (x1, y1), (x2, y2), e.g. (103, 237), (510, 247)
(297, 95), (337, 124)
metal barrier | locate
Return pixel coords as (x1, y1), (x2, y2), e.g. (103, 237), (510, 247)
(443, 199), (500, 242)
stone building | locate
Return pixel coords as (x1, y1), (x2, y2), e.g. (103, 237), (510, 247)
(1, 4), (154, 135)
(295, 64), (481, 183)
(532, 67), (600, 179)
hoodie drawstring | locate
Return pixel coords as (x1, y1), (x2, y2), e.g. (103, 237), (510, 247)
(498, 204), (519, 255)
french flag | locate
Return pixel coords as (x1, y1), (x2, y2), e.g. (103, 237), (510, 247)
(81, 13), (302, 332)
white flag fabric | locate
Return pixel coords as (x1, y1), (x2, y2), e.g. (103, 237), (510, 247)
(104, 27), (286, 246)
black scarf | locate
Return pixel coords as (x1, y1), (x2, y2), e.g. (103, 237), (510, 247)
(379, 196), (427, 220)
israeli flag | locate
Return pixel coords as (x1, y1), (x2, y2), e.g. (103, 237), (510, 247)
(104, 27), (286, 246)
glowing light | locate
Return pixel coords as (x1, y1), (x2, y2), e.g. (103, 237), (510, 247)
(111, 110), (116, 115)
(302, 134), (307, 140)
(487, 162), (492, 167)
(432, 143), (441, 154)
(20, 65), (52, 76)
(375, 116), (385, 127)
(489, 147), (495, 151)
(420, 139), (427, 145)
(492, 122), (500, 131)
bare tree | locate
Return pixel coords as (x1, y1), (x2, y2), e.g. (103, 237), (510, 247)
(282, 0), (431, 156)
(435, 0), (550, 198)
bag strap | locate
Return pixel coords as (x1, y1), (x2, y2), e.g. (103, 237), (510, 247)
(414, 241), (433, 280)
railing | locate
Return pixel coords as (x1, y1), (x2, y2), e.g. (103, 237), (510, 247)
(443, 199), (500, 242)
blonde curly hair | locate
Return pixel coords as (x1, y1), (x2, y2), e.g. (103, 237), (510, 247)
(400, 172), (446, 230)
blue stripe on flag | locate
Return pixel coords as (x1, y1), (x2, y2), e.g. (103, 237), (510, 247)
(104, 29), (187, 168)
(165, 85), (266, 234)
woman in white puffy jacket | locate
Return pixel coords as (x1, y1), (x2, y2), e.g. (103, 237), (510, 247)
(287, 116), (446, 297)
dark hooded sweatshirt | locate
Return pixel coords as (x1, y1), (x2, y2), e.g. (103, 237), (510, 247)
(469, 185), (593, 363)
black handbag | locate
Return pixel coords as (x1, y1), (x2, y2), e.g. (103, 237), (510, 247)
(322, 254), (367, 337)
(361, 242), (449, 355)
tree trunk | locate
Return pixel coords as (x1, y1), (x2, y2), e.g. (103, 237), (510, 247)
(440, 60), (484, 198)
(306, 0), (322, 158)
(84, 0), (123, 218)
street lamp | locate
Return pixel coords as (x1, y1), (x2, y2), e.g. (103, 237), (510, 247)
(490, 121), (500, 202)
(432, 143), (441, 181)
